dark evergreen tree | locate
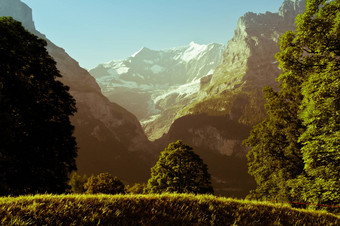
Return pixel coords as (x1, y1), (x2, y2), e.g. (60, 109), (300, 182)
(147, 140), (213, 194)
(0, 17), (77, 195)
(244, 0), (339, 211)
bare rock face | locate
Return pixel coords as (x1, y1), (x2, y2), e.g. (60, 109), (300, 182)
(0, 0), (35, 30)
(206, 0), (305, 95)
(0, 0), (155, 183)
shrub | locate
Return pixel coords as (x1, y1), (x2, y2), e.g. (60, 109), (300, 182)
(84, 173), (125, 194)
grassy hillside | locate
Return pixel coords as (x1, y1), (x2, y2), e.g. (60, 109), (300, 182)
(0, 194), (339, 225)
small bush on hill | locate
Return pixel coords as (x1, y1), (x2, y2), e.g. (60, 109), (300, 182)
(84, 173), (125, 194)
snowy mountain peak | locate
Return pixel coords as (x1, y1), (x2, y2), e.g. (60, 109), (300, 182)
(89, 42), (225, 120)
(180, 42), (209, 62)
(131, 46), (151, 57)
(189, 41), (200, 46)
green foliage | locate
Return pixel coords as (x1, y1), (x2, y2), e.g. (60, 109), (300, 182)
(84, 173), (125, 195)
(244, 0), (340, 212)
(68, 172), (88, 194)
(125, 183), (147, 194)
(147, 140), (214, 194)
(0, 17), (77, 195)
(295, 0), (340, 209)
(0, 194), (339, 225)
(180, 87), (267, 126)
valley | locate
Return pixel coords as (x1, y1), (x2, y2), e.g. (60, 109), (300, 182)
(1, 0), (306, 198)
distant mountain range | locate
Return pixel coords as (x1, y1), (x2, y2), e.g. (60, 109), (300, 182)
(90, 42), (225, 140)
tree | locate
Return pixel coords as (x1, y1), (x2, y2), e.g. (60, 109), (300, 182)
(68, 172), (88, 194)
(0, 17), (77, 195)
(244, 0), (339, 211)
(147, 140), (213, 194)
(84, 173), (125, 194)
(292, 0), (340, 209)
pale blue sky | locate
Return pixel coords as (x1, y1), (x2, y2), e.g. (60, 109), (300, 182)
(21, 0), (284, 69)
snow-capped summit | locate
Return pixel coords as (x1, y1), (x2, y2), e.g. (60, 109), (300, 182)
(89, 42), (225, 121)
(131, 46), (154, 58)
(177, 42), (208, 62)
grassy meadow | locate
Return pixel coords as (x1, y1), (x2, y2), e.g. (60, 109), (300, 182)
(0, 193), (339, 225)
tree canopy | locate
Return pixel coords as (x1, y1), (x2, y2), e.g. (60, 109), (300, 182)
(147, 140), (213, 194)
(0, 17), (77, 195)
(244, 0), (339, 212)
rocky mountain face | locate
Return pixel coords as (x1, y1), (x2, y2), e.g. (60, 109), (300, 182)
(157, 0), (306, 197)
(90, 42), (225, 140)
(204, 0), (306, 95)
(1, 0), (155, 183)
(0, 0), (35, 30)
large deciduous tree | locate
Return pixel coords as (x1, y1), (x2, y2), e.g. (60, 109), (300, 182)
(147, 140), (213, 194)
(0, 17), (77, 195)
(244, 0), (339, 211)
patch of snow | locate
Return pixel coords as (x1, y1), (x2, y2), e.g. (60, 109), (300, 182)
(180, 42), (208, 62)
(207, 69), (215, 75)
(144, 60), (154, 64)
(116, 67), (129, 74)
(150, 64), (165, 74)
(139, 84), (154, 90)
(153, 79), (200, 103)
(134, 73), (145, 80)
(131, 47), (145, 57)
(140, 114), (161, 126)
(103, 79), (139, 89)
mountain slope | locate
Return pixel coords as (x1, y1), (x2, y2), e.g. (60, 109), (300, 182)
(0, 0), (155, 183)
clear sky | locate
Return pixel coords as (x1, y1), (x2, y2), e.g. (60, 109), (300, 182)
(21, 0), (284, 70)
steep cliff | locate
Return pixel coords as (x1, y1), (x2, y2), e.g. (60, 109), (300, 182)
(1, 0), (155, 183)
(205, 0), (306, 94)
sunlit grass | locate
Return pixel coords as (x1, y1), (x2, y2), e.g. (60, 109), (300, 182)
(0, 193), (339, 225)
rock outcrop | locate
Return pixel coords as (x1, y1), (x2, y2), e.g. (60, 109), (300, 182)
(205, 0), (306, 95)
(0, 0), (35, 30)
(1, 0), (155, 183)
